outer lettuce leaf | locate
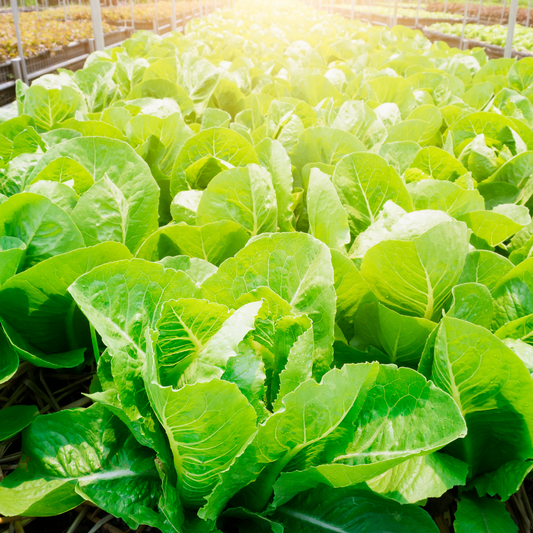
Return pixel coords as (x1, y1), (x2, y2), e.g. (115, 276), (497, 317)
(273, 485), (439, 532)
(291, 127), (366, 182)
(196, 164), (278, 236)
(473, 459), (533, 502)
(409, 147), (468, 181)
(145, 332), (258, 507)
(0, 404), (179, 532)
(379, 140), (421, 175)
(255, 138), (294, 232)
(458, 250), (514, 290)
(136, 221), (249, 266)
(351, 301), (437, 367)
(408, 179), (484, 217)
(0, 326), (19, 384)
(491, 258), (533, 329)
(421, 317), (533, 476)
(451, 112), (533, 151)
(28, 136), (159, 252)
(170, 128), (258, 194)
(365, 76), (416, 119)
(0, 243), (131, 358)
(69, 259), (200, 456)
(0, 405), (38, 441)
(30, 156), (94, 195)
(269, 364), (466, 509)
(200, 363), (380, 520)
(0, 236), (26, 286)
(333, 152), (413, 238)
(0, 192), (84, 269)
(71, 176), (131, 247)
(360, 220), (469, 320)
(330, 249), (378, 343)
(307, 168), (350, 251)
(0, 115), (35, 161)
(367, 452), (469, 504)
(446, 282), (493, 329)
(159, 255), (217, 287)
(153, 297), (231, 386)
(454, 493), (517, 533)
(26, 181), (79, 213)
(457, 204), (531, 247)
(22, 83), (84, 132)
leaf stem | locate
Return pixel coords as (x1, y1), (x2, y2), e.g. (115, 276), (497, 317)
(90, 324), (100, 363)
(65, 300), (79, 352)
(247, 447), (300, 512)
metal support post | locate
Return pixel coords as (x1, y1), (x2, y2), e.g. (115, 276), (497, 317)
(477, 0), (482, 20)
(89, 0), (105, 50)
(504, 0), (519, 57)
(11, 58), (24, 83)
(500, 0), (506, 24)
(154, 0), (158, 34)
(459, 0), (469, 49)
(527, 0), (531, 26)
(393, 0), (398, 26)
(10, 0), (28, 84)
(415, 0), (421, 26)
(129, 0), (134, 29)
(171, 0), (176, 30)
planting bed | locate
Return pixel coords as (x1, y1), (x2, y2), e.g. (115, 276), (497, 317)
(1, 2), (533, 532)
(0, 4), (211, 107)
(333, 4), (466, 26)
(427, 1), (533, 25)
(428, 21), (533, 55)
(0, 2), (209, 61)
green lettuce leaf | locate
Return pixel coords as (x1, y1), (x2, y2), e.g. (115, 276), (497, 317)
(273, 484), (439, 532)
(333, 152), (413, 238)
(454, 493), (517, 533)
(421, 317), (533, 476)
(0, 404), (179, 532)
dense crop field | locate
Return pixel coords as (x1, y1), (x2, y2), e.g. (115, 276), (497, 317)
(1, 2), (533, 532)
(0, 2), (203, 61)
(430, 21), (533, 52)
(337, 4), (464, 19)
(0, 9), (114, 61)
(428, 1), (533, 24)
